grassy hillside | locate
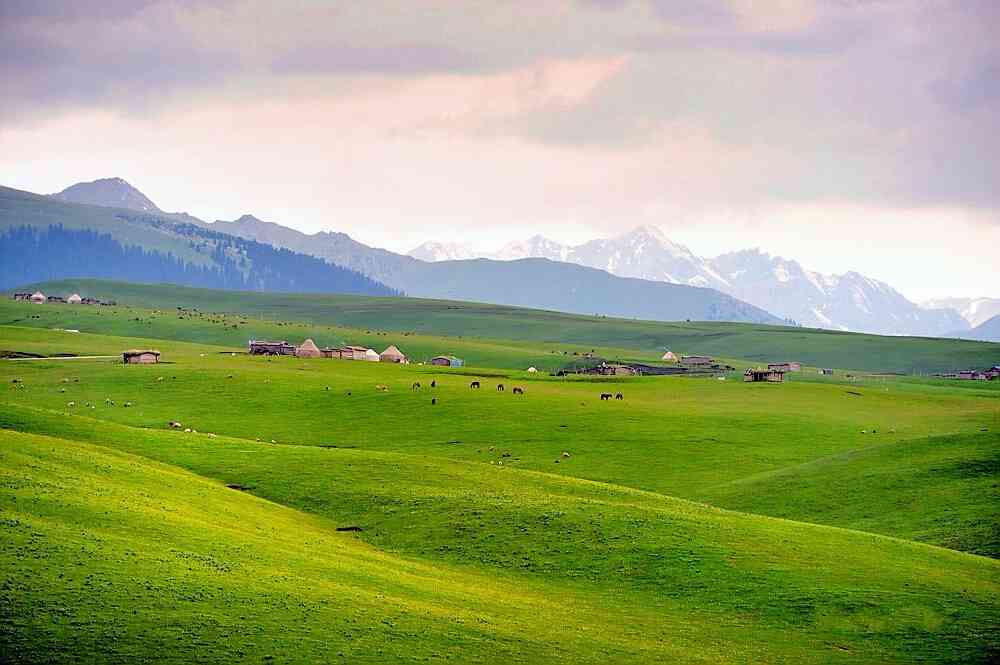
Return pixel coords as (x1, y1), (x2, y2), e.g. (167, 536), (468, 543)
(2, 308), (998, 662)
(3, 419), (999, 663)
(10, 279), (1000, 373)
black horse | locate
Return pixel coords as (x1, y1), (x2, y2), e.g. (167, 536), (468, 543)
(470, 381), (481, 389)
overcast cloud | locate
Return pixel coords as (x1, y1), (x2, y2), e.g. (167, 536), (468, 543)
(1, 0), (997, 300)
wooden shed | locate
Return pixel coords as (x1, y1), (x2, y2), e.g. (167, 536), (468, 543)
(744, 368), (784, 383)
(295, 338), (321, 358)
(123, 349), (160, 364)
(681, 355), (713, 366)
(380, 345), (407, 363)
(248, 340), (296, 356)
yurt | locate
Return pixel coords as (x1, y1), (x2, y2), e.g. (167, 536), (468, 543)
(364, 348), (381, 362)
(295, 338), (321, 358)
(661, 350), (678, 362)
(30, 291), (46, 304)
(67, 293), (83, 304)
(380, 345), (407, 363)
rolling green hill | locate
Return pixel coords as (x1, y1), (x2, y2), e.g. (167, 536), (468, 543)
(1, 295), (998, 663)
(9, 279), (1000, 374)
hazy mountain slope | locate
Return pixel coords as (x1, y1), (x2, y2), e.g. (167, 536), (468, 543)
(712, 250), (968, 336)
(923, 297), (1000, 328)
(50, 177), (162, 213)
(417, 226), (968, 336)
(957, 314), (1000, 342)
(0, 186), (398, 296)
(408, 241), (478, 262)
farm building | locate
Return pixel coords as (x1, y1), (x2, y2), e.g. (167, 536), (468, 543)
(67, 293), (82, 304)
(295, 338), (321, 358)
(681, 355), (713, 366)
(327, 345), (369, 360)
(248, 340), (296, 356)
(430, 355), (464, 367)
(768, 362), (802, 372)
(744, 368), (784, 383)
(81, 297), (101, 305)
(30, 291), (46, 303)
(47, 295), (67, 303)
(818, 368), (834, 375)
(12, 292), (31, 301)
(380, 345), (407, 363)
(661, 350), (678, 362)
(123, 349), (160, 364)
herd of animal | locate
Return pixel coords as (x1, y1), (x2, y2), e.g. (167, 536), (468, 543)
(380, 378), (623, 403)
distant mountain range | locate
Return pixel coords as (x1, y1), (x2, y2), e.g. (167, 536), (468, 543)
(921, 297), (1000, 329)
(3, 178), (783, 325)
(410, 227), (974, 337)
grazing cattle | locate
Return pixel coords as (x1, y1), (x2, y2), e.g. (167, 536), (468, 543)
(431, 397), (437, 405)
(615, 392), (623, 400)
(512, 387), (524, 395)
(497, 384), (504, 392)
(600, 393), (612, 400)
(430, 380), (436, 388)
(470, 381), (481, 389)
(412, 382), (421, 390)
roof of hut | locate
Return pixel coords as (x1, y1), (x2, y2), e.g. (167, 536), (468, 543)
(296, 338), (321, 357)
(123, 349), (160, 356)
(381, 345), (405, 358)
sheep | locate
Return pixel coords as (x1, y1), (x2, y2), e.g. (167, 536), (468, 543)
(562, 451), (571, 458)
(169, 421), (183, 429)
(66, 401), (75, 408)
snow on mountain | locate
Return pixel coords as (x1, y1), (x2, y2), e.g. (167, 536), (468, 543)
(413, 226), (970, 336)
(408, 241), (479, 262)
(921, 297), (1000, 328)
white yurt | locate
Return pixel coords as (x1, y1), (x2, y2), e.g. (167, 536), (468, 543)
(364, 348), (380, 362)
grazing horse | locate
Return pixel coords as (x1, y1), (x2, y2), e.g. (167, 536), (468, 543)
(470, 381), (481, 389)
(600, 393), (612, 400)
(430, 380), (436, 388)
(615, 392), (624, 400)
(431, 397), (437, 405)
(497, 384), (505, 392)
(512, 387), (524, 395)
(411, 382), (421, 390)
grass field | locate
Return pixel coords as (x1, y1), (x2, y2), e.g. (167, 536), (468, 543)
(13, 279), (1000, 373)
(2, 290), (999, 663)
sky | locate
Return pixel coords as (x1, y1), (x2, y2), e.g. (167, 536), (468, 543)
(1, 0), (998, 302)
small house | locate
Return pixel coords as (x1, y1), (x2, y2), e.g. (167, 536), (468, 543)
(248, 340), (296, 356)
(123, 349), (160, 364)
(681, 355), (714, 366)
(380, 345), (407, 364)
(12, 292), (31, 301)
(334, 345), (370, 360)
(661, 350), (678, 363)
(295, 338), (321, 358)
(768, 362), (802, 372)
(744, 368), (784, 383)
(67, 293), (83, 304)
(30, 291), (47, 304)
(430, 355), (464, 368)
(81, 297), (101, 305)
(47, 295), (67, 304)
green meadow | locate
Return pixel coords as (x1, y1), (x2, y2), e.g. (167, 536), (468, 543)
(1, 288), (999, 663)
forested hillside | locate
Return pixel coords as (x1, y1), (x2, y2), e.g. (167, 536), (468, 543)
(0, 225), (399, 296)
